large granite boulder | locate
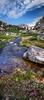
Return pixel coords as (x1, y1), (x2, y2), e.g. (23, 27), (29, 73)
(23, 46), (44, 64)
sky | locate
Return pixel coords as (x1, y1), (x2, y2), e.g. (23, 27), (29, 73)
(0, 0), (44, 25)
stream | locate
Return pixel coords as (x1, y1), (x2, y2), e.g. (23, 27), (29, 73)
(0, 37), (44, 77)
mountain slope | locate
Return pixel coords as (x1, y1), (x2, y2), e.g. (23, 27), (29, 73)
(34, 17), (44, 33)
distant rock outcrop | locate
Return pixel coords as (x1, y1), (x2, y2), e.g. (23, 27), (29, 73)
(23, 46), (44, 64)
(0, 21), (28, 32)
(34, 16), (44, 33)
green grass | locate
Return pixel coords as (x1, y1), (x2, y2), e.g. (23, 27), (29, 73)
(0, 32), (44, 50)
(11, 70), (34, 82)
(20, 33), (44, 48)
(7, 28), (20, 33)
(0, 33), (16, 49)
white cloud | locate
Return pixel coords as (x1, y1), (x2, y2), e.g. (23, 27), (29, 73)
(24, 0), (30, 4)
(0, 0), (44, 18)
(27, 16), (42, 26)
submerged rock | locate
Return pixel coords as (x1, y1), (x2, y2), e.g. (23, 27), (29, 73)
(23, 46), (44, 64)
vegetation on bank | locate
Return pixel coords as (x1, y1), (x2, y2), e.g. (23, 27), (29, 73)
(0, 32), (44, 50)
(0, 67), (44, 99)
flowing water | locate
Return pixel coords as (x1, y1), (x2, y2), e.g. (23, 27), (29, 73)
(0, 37), (44, 80)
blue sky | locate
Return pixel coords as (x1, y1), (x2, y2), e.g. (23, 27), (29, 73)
(0, 0), (44, 25)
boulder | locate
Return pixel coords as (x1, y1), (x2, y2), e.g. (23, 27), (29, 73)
(23, 46), (44, 64)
